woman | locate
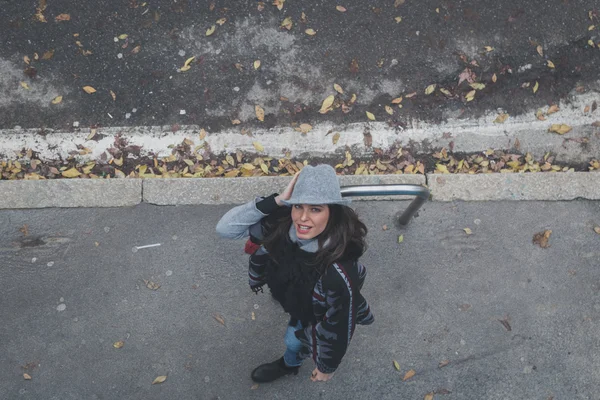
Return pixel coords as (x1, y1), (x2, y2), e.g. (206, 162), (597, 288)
(216, 164), (374, 383)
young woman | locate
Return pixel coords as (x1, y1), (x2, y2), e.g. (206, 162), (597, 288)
(216, 164), (374, 383)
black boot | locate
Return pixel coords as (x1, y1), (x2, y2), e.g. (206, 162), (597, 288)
(251, 357), (300, 383)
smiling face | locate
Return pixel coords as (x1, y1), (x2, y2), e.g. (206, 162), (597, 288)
(291, 204), (330, 240)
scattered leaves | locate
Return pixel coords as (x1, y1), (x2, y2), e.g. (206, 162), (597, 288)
(179, 56), (195, 72)
(548, 124), (571, 135)
(255, 105), (265, 121)
(319, 95), (335, 114)
(492, 73), (497, 83)
(332, 132), (340, 144)
(51, 96), (63, 105)
(82, 86), (96, 94)
(593, 226), (600, 235)
(398, 234), (404, 243)
(281, 17), (293, 30)
(24, 373), (32, 380)
(533, 230), (552, 248)
(213, 313), (226, 325)
(463, 228), (473, 235)
(61, 168), (81, 178)
(216, 18), (227, 25)
(425, 84), (436, 95)
(533, 81), (539, 94)
(484, 46), (494, 52)
(424, 394), (434, 400)
(273, 0), (285, 11)
(395, 16), (402, 23)
(20, 81), (30, 90)
(494, 113), (508, 123)
(143, 279), (161, 290)
(41, 50), (54, 60)
(547, 104), (559, 115)
(465, 90), (476, 102)
(253, 142), (264, 152)
(206, 25), (216, 36)
(385, 105), (394, 115)
(391, 97), (403, 104)
(366, 111), (375, 121)
(333, 83), (344, 94)
(254, 60), (261, 70)
(296, 123), (312, 134)
(305, 28), (317, 36)
(113, 341), (124, 349)
(547, 60), (555, 69)
(438, 360), (450, 368)
(55, 13), (70, 21)
(349, 58), (359, 73)
(393, 360), (400, 371)
(403, 369), (416, 381)
(498, 317), (512, 331)
(336, 5), (347, 12)
(152, 375), (167, 385)
(536, 45), (543, 57)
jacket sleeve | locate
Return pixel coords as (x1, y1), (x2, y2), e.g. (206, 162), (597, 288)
(215, 194), (279, 240)
(298, 265), (356, 374)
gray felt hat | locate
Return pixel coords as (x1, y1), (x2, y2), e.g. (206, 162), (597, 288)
(281, 164), (351, 206)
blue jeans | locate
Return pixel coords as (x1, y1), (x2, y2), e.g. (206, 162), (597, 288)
(283, 319), (305, 367)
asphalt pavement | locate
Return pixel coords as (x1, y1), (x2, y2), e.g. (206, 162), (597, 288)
(1, 200), (600, 399)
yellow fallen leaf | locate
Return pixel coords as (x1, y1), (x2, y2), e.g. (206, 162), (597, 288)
(199, 128), (207, 140)
(255, 105), (265, 121)
(366, 111), (375, 121)
(113, 341), (124, 349)
(425, 84), (436, 95)
(42, 50), (54, 60)
(55, 13), (71, 21)
(336, 5), (347, 12)
(547, 60), (555, 69)
(260, 163), (269, 174)
(332, 132), (340, 144)
(231, 119), (241, 125)
(393, 360), (400, 371)
(333, 83), (344, 94)
(206, 25), (216, 36)
(24, 55), (31, 64)
(385, 105), (394, 115)
(184, 56), (195, 67)
(470, 82), (485, 90)
(536, 45), (543, 57)
(281, 16), (293, 30)
(593, 226), (600, 235)
(62, 168), (81, 178)
(548, 124), (571, 135)
(532, 81), (539, 94)
(403, 369), (415, 381)
(216, 18), (227, 25)
(547, 104), (559, 114)
(436, 164), (449, 173)
(463, 227), (473, 235)
(273, 0), (285, 11)
(589, 25), (596, 31)
(494, 113), (508, 123)
(424, 393), (434, 400)
(535, 109), (546, 121)
(391, 96), (403, 104)
(51, 96), (63, 104)
(395, 16), (402, 23)
(492, 73), (497, 83)
(465, 90), (476, 102)
(398, 235), (404, 243)
(23, 373), (32, 380)
(253, 142), (264, 152)
(179, 65), (191, 72)
(305, 28), (316, 35)
(349, 93), (357, 104)
(254, 60), (261, 69)
(20, 81), (30, 90)
(152, 375), (167, 385)
(484, 46), (494, 52)
(439, 88), (451, 96)
(113, 157), (123, 167)
(438, 360), (450, 368)
(110, 90), (116, 101)
(319, 95), (335, 114)
(241, 163), (255, 171)
(213, 313), (226, 325)
(82, 86), (96, 94)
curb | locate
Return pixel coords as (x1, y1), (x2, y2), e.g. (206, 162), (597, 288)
(0, 172), (599, 209)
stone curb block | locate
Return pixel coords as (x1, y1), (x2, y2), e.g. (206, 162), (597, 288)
(429, 172), (600, 201)
(142, 175), (427, 205)
(0, 179), (142, 209)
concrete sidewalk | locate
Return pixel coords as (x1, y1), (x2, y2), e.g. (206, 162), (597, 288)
(1, 201), (600, 399)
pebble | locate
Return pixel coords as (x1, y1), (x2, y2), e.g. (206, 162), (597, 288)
(47, 261), (54, 267)
(391, 59), (398, 66)
(172, 235), (178, 240)
(60, 297), (64, 302)
(215, 49), (221, 55)
(178, 50), (186, 56)
(204, 376), (210, 383)
(474, 219), (481, 225)
(254, 304), (259, 309)
(165, 270), (173, 277)
(125, 113), (131, 119)
(460, 339), (466, 346)
(233, 87), (240, 92)
(117, 53), (123, 59)
(104, 227), (110, 233)
(57, 304), (66, 312)
(114, 37), (119, 42)
(73, 121), (80, 128)
(31, 257), (37, 263)
(132, 108), (137, 113)
(180, 109), (186, 115)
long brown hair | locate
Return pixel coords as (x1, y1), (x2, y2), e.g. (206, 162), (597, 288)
(262, 205), (368, 273)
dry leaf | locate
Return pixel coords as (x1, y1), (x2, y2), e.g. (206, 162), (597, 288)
(273, 0), (285, 11)
(216, 17), (227, 25)
(20, 81), (30, 90)
(253, 142), (264, 152)
(42, 49), (54, 60)
(333, 83), (344, 94)
(403, 369), (416, 381)
(394, 0), (405, 6)
(251, 383), (259, 389)
(366, 111), (375, 121)
(296, 123), (312, 134)
(398, 235), (404, 243)
(465, 90), (476, 102)
(547, 60), (555, 69)
(484, 46), (494, 52)
(548, 124), (571, 135)
(395, 16), (402, 23)
(113, 341), (124, 349)
(55, 13), (71, 21)
(492, 73), (497, 83)
(281, 16), (293, 30)
(536, 45), (543, 57)
(62, 168), (80, 178)
(349, 58), (359, 73)
(593, 226), (600, 235)
(494, 113), (508, 123)
(110, 90), (116, 101)
(152, 375), (167, 385)
(255, 105), (265, 121)
(305, 28), (317, 35)
(463, 227), (473, 235)
(382, 225), (388, 231)
(231, 119), (241, 125)
(385, 105), (394, 115)
(143, 279), (160, 290)
(470, 82), (485, 90)
(535, 109), (546, 121)
(332, 132), (340, 144)
(336, 5), (347, 12)
(82, 86), (96, 94)
(213, 313), (225, 325)
(438, 360), (450, 368)
(254, 60), (261, 69)
(206, 25), (216, 36)
(533, 230), (552, 248)
(436, 164), (449, 173)
(393, 360), (400, 371)
(319, 95), (335, 114)
(498, 317), (512, 331)
(424, 394), (434, 400)
(533, 81), (539, 94)
(391, 97), (403, 104)
(425, 84), (436, 95)
(51, 96), (63, 105)
(547, 104), (559, 115)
